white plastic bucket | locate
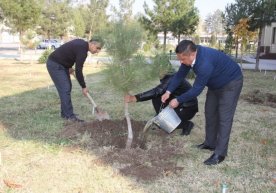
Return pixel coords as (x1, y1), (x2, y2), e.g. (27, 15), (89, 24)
(153, 106), (181, 133)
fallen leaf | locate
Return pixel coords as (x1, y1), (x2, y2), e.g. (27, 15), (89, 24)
(3, 179), (22, 189)
(260, 139), (267, 145)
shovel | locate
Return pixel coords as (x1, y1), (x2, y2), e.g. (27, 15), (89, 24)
(86, 92), (110, 121)
(71, 71), (110, 121)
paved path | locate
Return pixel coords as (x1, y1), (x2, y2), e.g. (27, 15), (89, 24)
(1, 42), (276, 70)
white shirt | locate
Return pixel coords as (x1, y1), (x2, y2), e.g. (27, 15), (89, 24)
(191, 58), (196, 68)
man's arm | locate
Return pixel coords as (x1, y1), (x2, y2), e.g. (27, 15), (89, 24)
(162, 65), (190, 103)
(75, 52), (87, 89)
(167, 65), (191, 93)
(125, 79), (169, 103)
(176, 66), (213, 103)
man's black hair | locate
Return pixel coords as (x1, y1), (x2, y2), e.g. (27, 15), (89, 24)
(175, 40), (197, 54)
(89, 36), (104, 47)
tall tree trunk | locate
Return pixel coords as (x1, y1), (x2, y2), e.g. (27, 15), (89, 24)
(235, 37), (239, 59)
(19, 31), (23, 61)
(163, 30), (167, 51)
(125, 102), (133, 149)
(240, 44), (244, 70)
(88, 24), (93, 41)
(255, 26), (262, 71)
(178, 33), (180, 43)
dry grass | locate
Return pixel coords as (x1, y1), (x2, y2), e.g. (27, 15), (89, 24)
(0, 59), (275, 192)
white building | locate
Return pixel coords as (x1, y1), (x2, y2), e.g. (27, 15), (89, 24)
(260, 22), (276, 54)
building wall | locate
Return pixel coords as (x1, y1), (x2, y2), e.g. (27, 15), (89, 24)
(261, 22), (276, 54)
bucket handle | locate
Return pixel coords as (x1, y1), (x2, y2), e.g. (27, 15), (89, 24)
(159, 103), (165, 113)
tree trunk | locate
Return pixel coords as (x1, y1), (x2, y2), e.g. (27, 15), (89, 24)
(235, 37), (239, 59)
(178, 33), (180, 43)
(163, 30), (167, 51)
(255, 27), (262, 71)
(19, 31), (23, 61)
(88, 24), (93, 41)
(124, 102), (133, 149)
(240, 44), (243, 70)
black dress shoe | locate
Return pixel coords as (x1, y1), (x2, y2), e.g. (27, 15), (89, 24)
(67, 116), (85, 123)
(181, 122), (194, 136)
(204, 153), (225, 165)
(196, 143), (215, 151)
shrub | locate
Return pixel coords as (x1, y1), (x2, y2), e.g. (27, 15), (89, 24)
(38, 49), (53, 64)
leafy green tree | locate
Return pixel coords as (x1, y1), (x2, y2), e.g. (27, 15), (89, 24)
(111, 0), (134, 22)
(140, 0), (179, 51)
(37, 0), (71, 39)
(72, 8), (85, 37)
(0, 0), (41, 59)
(170, 0), (199, 43)
(104, 21), (151, 148)
(224, 28), (234, 55)
(83, 0), (109, 40)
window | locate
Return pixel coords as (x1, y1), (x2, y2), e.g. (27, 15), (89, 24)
(272, 27), (276, 44)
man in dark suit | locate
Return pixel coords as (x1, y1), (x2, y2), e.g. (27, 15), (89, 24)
(162, 40), (243, 165)
(125, 71), (198, 136)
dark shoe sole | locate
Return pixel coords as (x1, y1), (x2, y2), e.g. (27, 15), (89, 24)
(204, 157), (225, 165)
(196, 143), (215, 151)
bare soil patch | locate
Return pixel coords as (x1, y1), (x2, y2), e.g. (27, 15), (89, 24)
(242, 89), (276, 108)
(59, 120), (184, 181)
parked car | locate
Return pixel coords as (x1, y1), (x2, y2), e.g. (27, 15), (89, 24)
(37, 39), (63, 49)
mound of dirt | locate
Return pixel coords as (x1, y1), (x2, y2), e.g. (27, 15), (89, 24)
(59, 120), (185, 181)
(242, 90), (276, 108)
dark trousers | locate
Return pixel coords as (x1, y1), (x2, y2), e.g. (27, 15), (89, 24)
(152, 96), (198, 129)
(205, 77), (243, 156)
(46, 59), (74, 118)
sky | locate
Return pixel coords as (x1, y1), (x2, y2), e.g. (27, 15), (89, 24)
(109, 0), (236, 19)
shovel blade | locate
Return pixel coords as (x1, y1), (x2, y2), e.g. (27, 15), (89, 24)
(95, 108), (110, 121)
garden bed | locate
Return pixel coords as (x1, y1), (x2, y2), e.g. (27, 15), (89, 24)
(60, 119), (185, 181)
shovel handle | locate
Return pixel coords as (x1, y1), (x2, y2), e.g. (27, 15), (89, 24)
(87, 93), (97, 108)
(71, 72), (97, 108)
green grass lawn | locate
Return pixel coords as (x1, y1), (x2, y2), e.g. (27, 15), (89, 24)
(0, 60), (275, 192)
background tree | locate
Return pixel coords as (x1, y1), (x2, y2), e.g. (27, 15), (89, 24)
(232, 18), (257, 67)
(140, 0), (179, 51)
(21, 29), (40, 64)
(38, 0), (71, 39)
(224, 2), (245, 58)
(170, 0), (199, 43)
(0, 0), (41, 58)
(72, 8), (85, 38)
(204, 10), (225, 41)
(104, 21), (151, 148)
(111, 0), (134, 22)
(84, 0), (109, 40)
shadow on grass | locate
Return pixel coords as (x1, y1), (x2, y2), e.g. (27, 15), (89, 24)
(0, 70), (191, 182)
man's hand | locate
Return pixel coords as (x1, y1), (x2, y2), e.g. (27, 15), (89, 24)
(169, 98), (179, 108)
(161, 91), (171, 103)
(124, 94), (137, 103)
(69, 68), (75, 75)
(82, 87), (89, 96)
